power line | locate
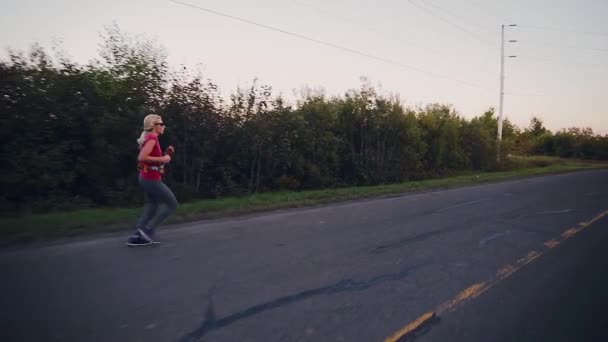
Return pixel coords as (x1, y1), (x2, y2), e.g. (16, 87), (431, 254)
(519, 25), (608, 38)
(505, 92), (550, 97)
(519, 40), (608, 53)
(290, 0), (500, 69)
(461, 0), (509, 24)
(414, 0), (500, 69)
(406, 0), (495, 48)
(289, 0), (447, 57)
(168, 0), (489, 89)
(417, 0), (499, 34)
(517, 56), (608, 70)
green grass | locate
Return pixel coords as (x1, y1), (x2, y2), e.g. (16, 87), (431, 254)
(1, 157), (606, 244)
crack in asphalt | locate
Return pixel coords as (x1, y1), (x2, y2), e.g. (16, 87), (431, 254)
(178, 264), (422, 342)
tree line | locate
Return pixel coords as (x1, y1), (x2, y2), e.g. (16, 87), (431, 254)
(1, 26), (606, 214)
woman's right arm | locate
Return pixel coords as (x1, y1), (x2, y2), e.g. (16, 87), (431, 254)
(138, 140), (171, 163)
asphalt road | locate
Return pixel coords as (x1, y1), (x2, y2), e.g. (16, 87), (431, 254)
(1, 169), (607, 342)
(422, 204), (608, 342)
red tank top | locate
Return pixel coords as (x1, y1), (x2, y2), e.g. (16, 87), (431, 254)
(139, 133), (163, 181)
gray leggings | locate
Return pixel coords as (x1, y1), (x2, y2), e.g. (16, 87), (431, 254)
(136, 176), (178, 231)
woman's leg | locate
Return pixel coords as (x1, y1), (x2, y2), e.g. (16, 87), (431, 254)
(139, 179), (178, 236)
(127, 177), (161, 245)
(135, 190), (159, 229)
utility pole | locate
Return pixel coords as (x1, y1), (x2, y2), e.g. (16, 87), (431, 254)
(497, 24), (517, 162)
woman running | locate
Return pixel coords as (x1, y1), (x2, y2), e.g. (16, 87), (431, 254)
(127, 114), (178, 246)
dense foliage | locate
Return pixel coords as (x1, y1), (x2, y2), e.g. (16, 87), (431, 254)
(2, 27), (605, 213)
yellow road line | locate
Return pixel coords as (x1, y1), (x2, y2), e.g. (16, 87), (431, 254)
(384, 208), (608, 341)
(517, 250), (542, 265)
(544, 239), (560, 249)
(496, 264), (516, 279)
(384, 312), (436, 342)
(436, 282), (490, 314)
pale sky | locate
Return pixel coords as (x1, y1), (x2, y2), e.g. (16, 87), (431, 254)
(1, 0), (607, 134)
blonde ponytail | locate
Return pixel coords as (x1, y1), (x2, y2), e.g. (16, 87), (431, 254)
(137, 130), (148, 147)
(136, 113), (162, 147)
